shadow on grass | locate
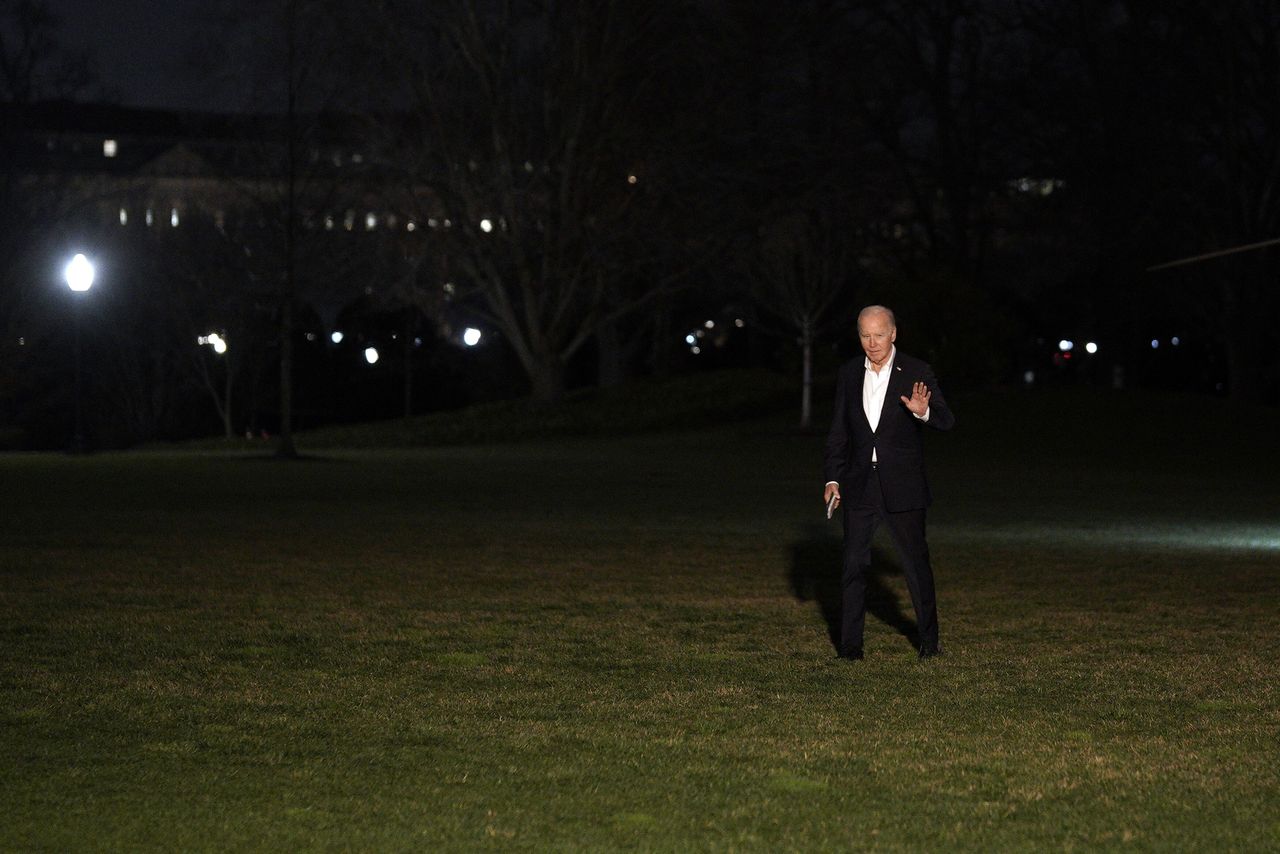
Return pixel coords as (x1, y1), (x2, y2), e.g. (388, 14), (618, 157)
(788, 525), (918, 652)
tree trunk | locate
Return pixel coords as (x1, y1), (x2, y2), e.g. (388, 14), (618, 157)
(596, 316), (625, 389)
(276, 298), (297, 457)
(222, 361), (234, 440)
(530, 354), (566, 403)
(276, 0), (298, 460)
(649, 299), (677, 378)
(403, 309), (415, 420)
(800, 320), (813, 429)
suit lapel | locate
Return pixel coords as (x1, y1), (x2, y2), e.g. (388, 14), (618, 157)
(857, 366), (873, 433)
(875, 361), (908, 433)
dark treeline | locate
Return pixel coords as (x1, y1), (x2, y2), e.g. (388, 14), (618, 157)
(2, 0), (1278, 449)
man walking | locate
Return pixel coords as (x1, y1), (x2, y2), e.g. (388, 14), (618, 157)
(823, 305), (955, 660)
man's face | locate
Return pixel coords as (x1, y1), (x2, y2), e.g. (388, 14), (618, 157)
(858, 312), (896, 365)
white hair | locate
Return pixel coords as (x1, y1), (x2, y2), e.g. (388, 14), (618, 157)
(857, 305), (897, 328)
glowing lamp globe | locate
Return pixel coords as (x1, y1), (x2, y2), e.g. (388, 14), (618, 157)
(65, 254), (95, 292)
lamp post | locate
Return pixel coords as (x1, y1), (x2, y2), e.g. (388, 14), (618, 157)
(64, 253), (94, 453)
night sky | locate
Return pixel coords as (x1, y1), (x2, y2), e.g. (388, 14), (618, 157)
(47, 0), (225, 111)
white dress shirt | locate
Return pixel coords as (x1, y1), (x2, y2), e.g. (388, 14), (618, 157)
(864, 348), (896, 460)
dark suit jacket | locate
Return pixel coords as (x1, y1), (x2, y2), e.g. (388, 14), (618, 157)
(823, 350), (955, 513)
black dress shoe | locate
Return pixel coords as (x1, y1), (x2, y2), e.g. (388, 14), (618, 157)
(918, 641), (942, 660)
(837, 647), (864, 661)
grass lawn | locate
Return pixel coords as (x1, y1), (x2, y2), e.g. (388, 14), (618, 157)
(2, 387), (1278, 850)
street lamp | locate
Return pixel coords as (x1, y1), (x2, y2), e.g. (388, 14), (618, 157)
(64, 253), (95, 453)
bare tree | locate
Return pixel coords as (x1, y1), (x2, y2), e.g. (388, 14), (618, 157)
(749, 208), (858, 428)
(365, 0), (707, 401)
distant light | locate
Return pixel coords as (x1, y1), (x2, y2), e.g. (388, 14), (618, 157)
(463, 327), (482, 347)
(705, 320), (715, 329)
(199, 332), (228, 355)
(406, 221), (417, 232)
(305, 332), (316, 342)
(64, 254), (95, 292)
(103, 139), (117, 157)
(685, 334), (696, 345)
(364, 346), (380, 364)
(1023, 370), (1035, 385)
(1085, 342), (1098, 354)
(324, 215), (335, 230)
(691, 346), (701, 355)
(365, 212), (377, 230)
(1151, 339), (1160, 349)
(170, 208), (179, 227)
(118, 207), (128, 226)
(1058, 339), (1074, 352)
(1171, 336), (1181, 346)
(627, 174), (637, 184)
(443, 282), (456, 296)
(427, 217), (438, 228)
(330, 330), (344, 344)
(413, 337), (423, 347)
(145, 208), (154, 226)
(480, 218), (493, 233)
(734, 318), (745, 328)
(696, 329), (705, 339)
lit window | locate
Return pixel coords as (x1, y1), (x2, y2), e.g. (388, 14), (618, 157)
(365, 212), (377, 230)
(343, 211), (355, 231)
(145, 208), (154, 226)
(118, 208), (128, 226)
(170, 208), (180, 227)
(103, 139), (118, 157)
(480, 218), (493, 233)
(324, 215), (335, 231)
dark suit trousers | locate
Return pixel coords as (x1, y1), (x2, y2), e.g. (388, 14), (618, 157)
(841, 467), (939, 651)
